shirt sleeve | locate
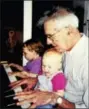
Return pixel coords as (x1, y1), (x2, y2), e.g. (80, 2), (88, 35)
(23, 60), (42, 74)
(29, 62), (41, 74)
(76, 60), (89, 108)
(75, 88), (89, 108)
(51, 73), (67, 92)
(23, 65), (28, 71)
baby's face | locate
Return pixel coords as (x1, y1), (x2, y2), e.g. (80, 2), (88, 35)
(42, 53), (62, 78)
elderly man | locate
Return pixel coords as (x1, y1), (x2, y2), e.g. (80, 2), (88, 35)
(13, 7), (88, 108)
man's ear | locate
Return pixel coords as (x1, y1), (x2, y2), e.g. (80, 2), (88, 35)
(67, 25), (74, 35)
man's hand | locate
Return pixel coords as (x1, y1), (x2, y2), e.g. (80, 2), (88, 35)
(9, 77), (38, 91)
(13, 90), (58, 108)
(57, 97), (75, 109)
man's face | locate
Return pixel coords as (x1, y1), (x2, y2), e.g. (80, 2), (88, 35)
(44, 20), (69, 53)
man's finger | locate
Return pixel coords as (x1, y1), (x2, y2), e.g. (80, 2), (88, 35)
(14, 91), (37, 100)
(11, 79), (30, 89)
(30, 103), (37, 108)
(9, 78), (28, 89)
(16, 99), (31, 106)
(9, 80), (21, 87)
(11, 81), (25, 89)
(16, 90), (33, 95)
(23, 87), (29, 92)
(14, 95), (30, 100)
(8, 72), (13, 75)
(17, 91), (38, 100)
(9, 80), (25, 89)
(23, 85), (33, 91)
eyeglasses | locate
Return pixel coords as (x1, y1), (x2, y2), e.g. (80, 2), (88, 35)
(47, 30), (61, 42)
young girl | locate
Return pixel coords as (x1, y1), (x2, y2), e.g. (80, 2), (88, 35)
(9, 39), (44, 78)
(36, 48), (67, 108)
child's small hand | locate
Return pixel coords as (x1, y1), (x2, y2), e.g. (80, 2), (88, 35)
(8, 63), (23, 71)
(8, 63), (17, 68)
(8, 71), (21, 77)
(8, 71), (30, 78)
(0, 61), (8, 64)
(21, 71), (30, 77)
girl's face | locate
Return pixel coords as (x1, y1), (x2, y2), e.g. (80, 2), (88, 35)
(42, 53), (62, 78)
(23, 47), (36, 61)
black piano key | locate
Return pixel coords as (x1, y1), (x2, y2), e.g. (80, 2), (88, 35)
(0, 65), (22, 109)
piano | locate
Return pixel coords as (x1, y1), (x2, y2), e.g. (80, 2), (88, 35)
(0, 63), (30, 109)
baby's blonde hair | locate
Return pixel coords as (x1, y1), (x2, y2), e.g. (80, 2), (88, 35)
(43, 48), (63, 70)
(44, 48), (63, 57)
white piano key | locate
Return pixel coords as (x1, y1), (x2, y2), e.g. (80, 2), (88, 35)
(7, 102), (16, 107)
(3, 63), (31, 108)
(5, 94), (15, 98)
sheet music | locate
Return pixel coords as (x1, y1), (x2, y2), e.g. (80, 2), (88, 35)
(3, 63), (31, 109)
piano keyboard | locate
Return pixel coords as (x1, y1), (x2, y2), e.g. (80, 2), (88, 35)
(3, 63), (31, 109)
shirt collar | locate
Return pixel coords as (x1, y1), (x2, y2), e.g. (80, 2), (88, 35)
(66, 33), (88, 56)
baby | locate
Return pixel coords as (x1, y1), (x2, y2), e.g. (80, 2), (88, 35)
(36, 48), (67, 108)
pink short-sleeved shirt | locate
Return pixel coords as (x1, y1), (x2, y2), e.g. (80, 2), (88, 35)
(51, 73), (67, 91)
(37, 72), (67, 92)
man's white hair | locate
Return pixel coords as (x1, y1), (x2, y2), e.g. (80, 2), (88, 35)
(54, 13), (79, 29)
(37, 7), (79, 29)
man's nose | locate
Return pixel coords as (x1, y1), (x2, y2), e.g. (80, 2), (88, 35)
(47, 38), (52, 45)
